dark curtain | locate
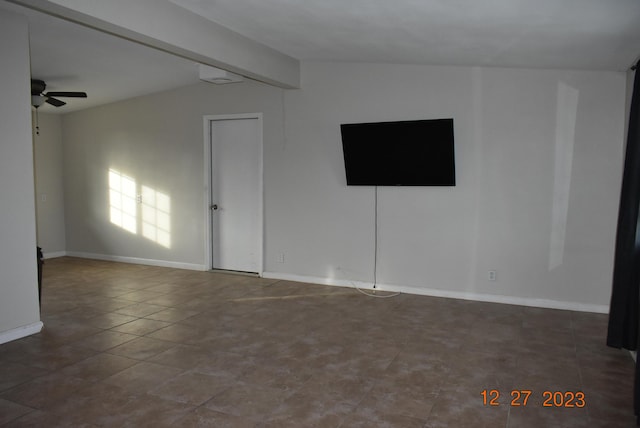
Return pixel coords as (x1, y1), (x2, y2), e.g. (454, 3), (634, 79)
(607, 60), (640, 424)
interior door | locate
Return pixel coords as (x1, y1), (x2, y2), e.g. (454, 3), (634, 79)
(210, 117), (261, 273)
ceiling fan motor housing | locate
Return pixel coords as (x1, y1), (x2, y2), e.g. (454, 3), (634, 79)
(31, 79), (47, 95)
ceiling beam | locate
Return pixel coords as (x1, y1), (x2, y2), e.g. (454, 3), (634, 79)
(8, 0), (300, 89)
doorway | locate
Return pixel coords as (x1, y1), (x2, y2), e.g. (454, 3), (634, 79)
(204, 114), (263, 274)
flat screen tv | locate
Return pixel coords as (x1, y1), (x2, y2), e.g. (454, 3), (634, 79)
(340, 118), (455, 186)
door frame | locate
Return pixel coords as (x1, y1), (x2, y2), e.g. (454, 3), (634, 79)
(203, 113), (264, 275)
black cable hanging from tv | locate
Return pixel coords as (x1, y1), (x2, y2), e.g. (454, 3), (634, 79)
(353, 185), (400, 299)
(373, 185), (378, 289)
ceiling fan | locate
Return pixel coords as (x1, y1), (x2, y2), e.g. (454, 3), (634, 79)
(30, 79), (87, 108)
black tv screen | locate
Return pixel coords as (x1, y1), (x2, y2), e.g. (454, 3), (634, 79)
(340, 118), (455, 186)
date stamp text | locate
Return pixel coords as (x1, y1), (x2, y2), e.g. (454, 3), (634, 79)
(481, 389), (586, 408)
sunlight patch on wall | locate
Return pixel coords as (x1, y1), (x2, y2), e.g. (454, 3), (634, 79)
(109, 169), (137, 234)
(142, 185), (171, 248)
(549, 82), (579, 270)
(108, 168), (171, 248)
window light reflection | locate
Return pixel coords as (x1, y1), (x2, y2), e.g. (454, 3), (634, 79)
(109, 169), (137, 234)
(142, 185), (171, 248)
(108, 168), (171, 248)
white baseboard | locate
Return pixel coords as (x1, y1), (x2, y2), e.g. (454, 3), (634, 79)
(262, 271), (609, 314)
(0, 321), (44, 345)
(43, 250), (66, 259)
(65, 251), (208, 271)
(34, 254), (611, 313)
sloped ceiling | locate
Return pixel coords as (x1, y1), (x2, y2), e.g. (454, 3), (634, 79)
(10, 2), (201, 113)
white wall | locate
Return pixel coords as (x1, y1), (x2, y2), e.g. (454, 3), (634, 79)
(33, 113), (66, 256)
(267, 62), (626, 310)
(60, 61), (626, 311)
(62, 79), (283, 269)
(0, 8), (42, 343)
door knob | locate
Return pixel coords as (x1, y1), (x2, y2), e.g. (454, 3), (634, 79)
(211, 204), (218, 211)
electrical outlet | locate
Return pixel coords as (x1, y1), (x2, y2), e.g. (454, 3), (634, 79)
(276, 252), (285, 263)
(488, 270), (497, 281)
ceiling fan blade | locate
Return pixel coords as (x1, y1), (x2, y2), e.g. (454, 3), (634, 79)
(45, 91), (87, 98)
(45, 97), (66, 107)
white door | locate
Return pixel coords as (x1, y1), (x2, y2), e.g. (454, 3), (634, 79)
(209, 116), (262, 273)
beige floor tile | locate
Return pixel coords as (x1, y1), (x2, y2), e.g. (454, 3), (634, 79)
(102, 361), (184, 394)
(0, 398), (34, 425)
(0, 257), (631, 428)
(148, 370), (235, 406)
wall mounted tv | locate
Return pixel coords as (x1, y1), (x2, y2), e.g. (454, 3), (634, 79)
(340, 118), (455, 186)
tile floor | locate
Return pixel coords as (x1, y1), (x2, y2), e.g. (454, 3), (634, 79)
(0, 257), (636, 427)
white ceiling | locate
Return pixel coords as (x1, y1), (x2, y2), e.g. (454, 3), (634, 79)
(2, 2), (201, 113)
(170, 0), (640, 70)
(4, 0), (640, 113)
